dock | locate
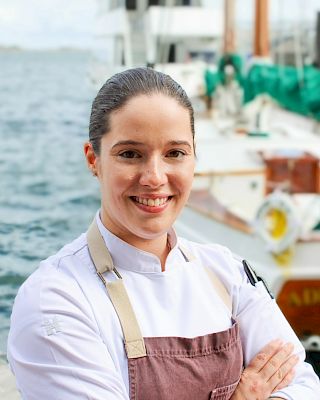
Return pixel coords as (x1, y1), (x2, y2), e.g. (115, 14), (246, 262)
(0, 364), (20, 399)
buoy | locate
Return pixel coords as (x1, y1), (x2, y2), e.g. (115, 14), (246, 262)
(255, 191), (300, 254)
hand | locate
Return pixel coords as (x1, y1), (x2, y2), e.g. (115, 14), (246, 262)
(230, 339), (299, 400)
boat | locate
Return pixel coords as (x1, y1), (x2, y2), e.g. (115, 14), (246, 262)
(175, 113), (320, 372)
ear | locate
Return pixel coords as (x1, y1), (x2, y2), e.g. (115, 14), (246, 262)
(84, 142), (98, 176)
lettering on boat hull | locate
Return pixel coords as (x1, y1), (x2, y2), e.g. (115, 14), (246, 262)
(277, 280), (320, 337)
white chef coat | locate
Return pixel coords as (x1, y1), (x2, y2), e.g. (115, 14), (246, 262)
(7, 211), (320, 400)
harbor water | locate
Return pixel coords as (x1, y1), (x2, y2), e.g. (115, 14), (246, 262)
(0, 50), (100, 359)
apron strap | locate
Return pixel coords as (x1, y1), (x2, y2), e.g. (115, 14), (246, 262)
(87, 218), (146, 359)
(205, 268), (232, 313)
(179, 245), (232, 314)
(107, 281), (147, 358)
(87, 218), (114, 273)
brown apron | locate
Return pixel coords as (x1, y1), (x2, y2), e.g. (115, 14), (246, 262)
(87, 220), (243, 400)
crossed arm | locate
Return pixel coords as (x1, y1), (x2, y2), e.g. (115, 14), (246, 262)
(231, 339), (298, 400)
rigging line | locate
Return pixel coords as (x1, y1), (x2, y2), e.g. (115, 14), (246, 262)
(294, 0), (305, 86)
(276, 0), (286, 83)
(160, 0), (175, 67)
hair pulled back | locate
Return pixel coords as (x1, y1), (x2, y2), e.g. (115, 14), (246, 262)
(89, 67), (194, 154)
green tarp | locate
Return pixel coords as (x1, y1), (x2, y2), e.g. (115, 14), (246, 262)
(205, 56), (320, 121)
(245, 64), (320, 120)
(204, 53), (243, 96)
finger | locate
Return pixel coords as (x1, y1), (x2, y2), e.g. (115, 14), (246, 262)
(268, 354), (299, 390)
(273, 368), (296, 392)
(259, 342), (295, 379)
(246, 339), (284, 372)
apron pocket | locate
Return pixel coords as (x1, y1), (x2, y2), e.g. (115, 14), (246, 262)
(209, 380), (238, 400)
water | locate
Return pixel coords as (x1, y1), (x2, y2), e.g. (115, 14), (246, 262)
(0, 50), (101, 358)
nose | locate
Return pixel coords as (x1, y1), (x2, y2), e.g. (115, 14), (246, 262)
(139, 156), (168, 188)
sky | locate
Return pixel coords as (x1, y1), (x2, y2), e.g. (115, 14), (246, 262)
(0, 0), (319, 49)
(0, 0), (97, 49)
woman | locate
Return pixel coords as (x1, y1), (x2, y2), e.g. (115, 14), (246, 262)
(8, 68), (320, 399)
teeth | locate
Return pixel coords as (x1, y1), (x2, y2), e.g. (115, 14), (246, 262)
(134, 197), (169, 207)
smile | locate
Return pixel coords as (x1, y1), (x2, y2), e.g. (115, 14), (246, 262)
(131, 196), (171, 207)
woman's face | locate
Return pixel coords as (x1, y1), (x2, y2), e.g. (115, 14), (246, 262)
(86, 94), (195, 245)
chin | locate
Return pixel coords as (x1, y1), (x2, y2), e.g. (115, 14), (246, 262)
(133, 226), (170, 240)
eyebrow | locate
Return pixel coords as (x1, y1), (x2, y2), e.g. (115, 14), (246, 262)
(111, 140), (143, 149)
(168, 140), (192, 149)
(111, 140), (192, 149)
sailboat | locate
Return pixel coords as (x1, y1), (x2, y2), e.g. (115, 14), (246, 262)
(179, 0), (320, 373)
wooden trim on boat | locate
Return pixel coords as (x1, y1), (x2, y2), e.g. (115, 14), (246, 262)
(297, 236), (320, 243)
(187, 189), (253, 234)
(316, 162), (320, 193)
(194, 169), (265, 178)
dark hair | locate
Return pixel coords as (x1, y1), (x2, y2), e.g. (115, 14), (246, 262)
(89, 67), (194, 154)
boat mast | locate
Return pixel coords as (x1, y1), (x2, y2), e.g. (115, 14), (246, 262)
(315, 11), (320, 67)
(223, 0), (236, 55)
(254, 0), (269, 57)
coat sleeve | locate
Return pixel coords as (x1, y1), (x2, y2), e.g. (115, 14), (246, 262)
(232, 256), (320, 400)
(7, 266), (129, 400)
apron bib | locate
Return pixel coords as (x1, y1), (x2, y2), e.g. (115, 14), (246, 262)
(87, 219), (243, 400)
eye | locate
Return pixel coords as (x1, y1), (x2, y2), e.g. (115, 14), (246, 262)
(118, 150), (141, 159)
(167, 150), (186, 158)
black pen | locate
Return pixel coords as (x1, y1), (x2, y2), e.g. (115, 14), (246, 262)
(242, 260), (259, 285)
(242, 260), (274, 299)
